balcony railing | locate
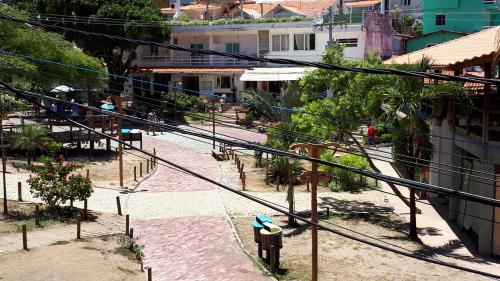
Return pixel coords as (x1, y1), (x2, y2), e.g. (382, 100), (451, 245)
(138, 54), (257, 67)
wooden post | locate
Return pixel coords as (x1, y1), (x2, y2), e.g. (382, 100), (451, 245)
(86, 169), (90, 179)
(134, 166), (137, 182)
(288, 163), (296, 226)
(140, 162), (143, 177)
(153, 148), (156, 166)
(35, 204), (40, 227)
(116, 196), (122, 216)
(17, 182), (22, 202)
(270, 245), (277, 273)
(118, 120), (123, 188)
(239, 163), (244, 179)
(22, 225), (28, 250)
(276, 176), (280, 191)
(83, 199), (88, 219)
(77, 216), (81, 239)
(307, 180), (310, 192)
(147, 267), (152, 281)
(265, 153), (269, 185)
(146, 160), (150, 174)
(310, 147), (320, 281)
(125, 214), (130, 236)
(88, 130), (92, 161)
(242, 172), (246, 191)
(129, 228), (134, 239)
(212, 99), (216, 150)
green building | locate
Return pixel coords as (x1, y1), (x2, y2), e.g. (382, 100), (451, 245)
(406, 0), (500, 52)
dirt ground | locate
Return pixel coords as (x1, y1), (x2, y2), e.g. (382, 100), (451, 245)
(236, 155), (329, 193)
(0, 236), (143, 281)
(0, 200), (100, 237)
(232, 215), (490, 281)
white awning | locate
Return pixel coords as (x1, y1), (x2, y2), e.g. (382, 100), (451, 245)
(240, 67), (316, 81)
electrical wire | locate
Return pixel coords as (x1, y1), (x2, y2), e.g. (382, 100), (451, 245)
(6, 86), (500, 280)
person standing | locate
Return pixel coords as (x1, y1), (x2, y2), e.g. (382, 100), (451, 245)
(367, 122), (378, 148)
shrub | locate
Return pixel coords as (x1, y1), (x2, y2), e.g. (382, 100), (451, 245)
(27, 155), (93, 207)
(117, 234), (144, 261)
(9, 124), (52, 163)
(269, 155), (302, 185)
(162, 91), (205, 114)
(380, 133), (393, 143)
(321, 152), (371, 192)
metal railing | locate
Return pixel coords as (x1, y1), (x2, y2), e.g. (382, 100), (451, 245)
(139, 54), (257, 67)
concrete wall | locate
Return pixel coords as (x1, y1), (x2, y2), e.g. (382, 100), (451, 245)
(406, 32), (465, 52)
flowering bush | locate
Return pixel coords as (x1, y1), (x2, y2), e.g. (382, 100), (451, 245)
(27, 155), (93, 207)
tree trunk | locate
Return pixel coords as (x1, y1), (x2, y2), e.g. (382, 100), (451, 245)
(344, 131), (419, 212)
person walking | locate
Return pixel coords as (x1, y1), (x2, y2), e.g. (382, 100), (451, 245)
(367, 122), (378, 149)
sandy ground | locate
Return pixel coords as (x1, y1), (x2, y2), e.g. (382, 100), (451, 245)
(235, 155), (329, 193)
(232, 215), (490, 281)
(0, 236), (143, 281)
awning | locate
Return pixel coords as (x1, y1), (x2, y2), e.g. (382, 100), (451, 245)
(240, 67), (316, 81)
(135, 67), (245, 74)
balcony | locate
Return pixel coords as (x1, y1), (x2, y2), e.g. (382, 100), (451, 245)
(136, 54), (258, 68)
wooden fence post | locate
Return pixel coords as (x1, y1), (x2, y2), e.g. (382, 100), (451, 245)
(147, 267), (152, 281)
(125, 214), (130, 236)
(276, 176), (280, 191)
(129, 228), (134, 239)
(140, 162), (143, 177)
(17, 182), (22, 202)
(83, 199), (88, 219)
(146, 160), (150, 174)
(134, 166), (137, 182)
(35, 205), (40, 227)
(242, 172), (246, 191)
(22, 225), (28, 250)
(239, 163), (244, 179)
(77, 216), (81, 239)
(116, 196), (122, 216)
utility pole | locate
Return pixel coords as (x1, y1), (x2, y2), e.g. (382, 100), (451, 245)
(328, 6), (334, 48)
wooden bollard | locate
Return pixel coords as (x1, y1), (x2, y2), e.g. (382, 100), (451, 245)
(276, 176), (280, 191)
(129, 228), (134, 239)
(77, 217), (81, 239)
(134, 166), (137, 182)
(153, 148), (156, 165)
(125, 214), (130, 236)
(146, 160), (150, 174)
(116, 196), (122, 216)
(239, 163), (245, 179)
(22, 225), (28, 250)
(322, 207), (330, 218)
(115, 148), (118, 160)
(17, 182), (22, 202)
(140, 162), (143, 177)
(35, 205), (40, 227)
(242, 172), (246, 191)
(70, 199), (74, 208)
(147, 267), (152, 281)
(141, 262), (144, 272)
(83, 199), (88, 218)
(86, 169), (90, 179)
(307, 180), (310, 192)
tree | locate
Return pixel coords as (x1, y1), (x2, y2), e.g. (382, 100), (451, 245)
(29, 0), (170, 92)
(0, 6), (107, 91)
(9, 124), (51, 163)
(27, 155), (93, 207)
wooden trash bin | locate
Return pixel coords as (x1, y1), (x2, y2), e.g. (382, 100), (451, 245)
(253, 215), (273, 259)
(260, 223), (283, 273)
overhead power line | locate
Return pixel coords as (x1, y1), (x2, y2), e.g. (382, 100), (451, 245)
(1, 12), (499, 85)
(3, 84), (500, 280)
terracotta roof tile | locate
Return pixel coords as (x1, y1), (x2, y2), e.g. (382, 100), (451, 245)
(385, 26), (500, 67)
(344, 0), (381, 8)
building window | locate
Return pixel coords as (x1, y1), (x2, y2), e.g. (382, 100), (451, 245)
(435, 14), (446, 26)
(225, 43), (240, 54)
(293, 34), (315, 50)
(337, 38), (358, 47)
(150, 46), (159, 56)
(404, 0), (411, 5)
(271, 34), (289, 51)
(217, 76), (231, 89)
(191, 43), (203, 58)
(200, 81), (213, 90)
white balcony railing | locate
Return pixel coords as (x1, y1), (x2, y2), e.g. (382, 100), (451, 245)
(138, 54), (257, 67)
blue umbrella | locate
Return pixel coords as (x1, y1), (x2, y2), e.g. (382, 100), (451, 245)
(100, 104), (115, 110)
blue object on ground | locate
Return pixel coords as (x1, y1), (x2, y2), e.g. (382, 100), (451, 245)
(252, 221), (264, 229)
(255, 215), (272, 226)
(121, 129), (130, 134)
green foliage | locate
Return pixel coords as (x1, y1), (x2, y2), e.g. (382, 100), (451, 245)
(0, 6), (107, 91)
(380, 133), (393, 143)
(27, 155), (93, 207)
(268, 156), (302, 185)
(117, 233), (145, 261)
(9, 124), (53, 163)
(321, 152), (371, 192)
(161, 92), (205, 113)
(29, 0), (170, 90)
(171, 16), (305, 26)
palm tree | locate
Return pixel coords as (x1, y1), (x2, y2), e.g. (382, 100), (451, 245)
(9, 124), (51, 164)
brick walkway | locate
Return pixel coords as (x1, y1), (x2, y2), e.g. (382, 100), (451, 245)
(129, 135), (271, 281)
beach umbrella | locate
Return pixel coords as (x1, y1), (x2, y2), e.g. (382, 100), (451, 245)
(50, 85), (75, 93)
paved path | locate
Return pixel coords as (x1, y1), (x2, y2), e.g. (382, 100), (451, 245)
(128, 135), (271, 281)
